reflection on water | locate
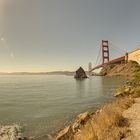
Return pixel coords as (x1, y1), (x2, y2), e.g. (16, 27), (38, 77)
(0, 75), (123, 137)
(75, 79), (86, 97)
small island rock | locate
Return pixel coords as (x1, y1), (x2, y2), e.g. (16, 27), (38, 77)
(74, 67), (88, 79)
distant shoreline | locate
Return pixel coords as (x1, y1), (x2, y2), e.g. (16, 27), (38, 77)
(0, 71), (75, 76)
(0, 71), (98, 76)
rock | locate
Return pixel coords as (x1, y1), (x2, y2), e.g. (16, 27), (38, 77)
(74, 67), (88, 79)
(72, 112), (90, 132)
(55, 112), (90, 140)
(55, 126), (74, 140)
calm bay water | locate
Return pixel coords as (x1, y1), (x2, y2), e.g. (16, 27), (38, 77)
(0, 75), (124, 137)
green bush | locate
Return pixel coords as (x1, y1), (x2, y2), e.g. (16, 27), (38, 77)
(132, 71), (140, 84)
(115, 60), (140, 97)
(115, 86), (134, 97)
(133, 87), (140, 97)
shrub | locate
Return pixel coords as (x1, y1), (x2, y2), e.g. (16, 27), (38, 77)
(133, 87), (140, 97)
(74, 97), (134, 140)
(132, 71), (140, 84)
(114, 86), (134, 97)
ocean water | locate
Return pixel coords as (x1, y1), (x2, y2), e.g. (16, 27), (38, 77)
(0, 75), (124, 137)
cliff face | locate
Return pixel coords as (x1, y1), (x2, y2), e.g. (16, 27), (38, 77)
(100, 61), (140, 78)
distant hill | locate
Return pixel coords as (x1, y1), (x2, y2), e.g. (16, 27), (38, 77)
(0, 71), (75, 76)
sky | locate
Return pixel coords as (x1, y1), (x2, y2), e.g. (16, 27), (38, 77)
(0, 0), (140, 72)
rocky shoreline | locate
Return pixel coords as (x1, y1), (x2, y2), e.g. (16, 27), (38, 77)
(55, 96), (135, 140)
(55, 112), (91, 140)
(54, 61), (140, 140)
(2, 61), (140, 140)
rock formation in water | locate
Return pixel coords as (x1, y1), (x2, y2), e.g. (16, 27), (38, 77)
(74, 67), (88, 79)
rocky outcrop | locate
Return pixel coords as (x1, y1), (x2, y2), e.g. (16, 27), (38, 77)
(100, 61), (140, 77)
(55, 112), (91, 140)
(99, 64), (116, 76)
(74, 67), (88, 79)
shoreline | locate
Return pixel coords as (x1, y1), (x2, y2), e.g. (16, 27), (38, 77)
(1, 61), (140, 140)
(55, 96), (135, 140)
(0, 95), (136, 140)
(55, 61), (140, 140)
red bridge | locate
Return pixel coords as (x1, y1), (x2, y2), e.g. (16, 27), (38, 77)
(90, 40), (127, 72)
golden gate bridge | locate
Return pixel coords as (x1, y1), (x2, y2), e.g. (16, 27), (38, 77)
(89, 40), (128, 72)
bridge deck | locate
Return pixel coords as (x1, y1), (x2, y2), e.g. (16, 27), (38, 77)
(91, 56), (125, 71)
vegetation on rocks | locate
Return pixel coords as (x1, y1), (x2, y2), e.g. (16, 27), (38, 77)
(55, 97), (135, 140)
(115, 61), (140, 97)
(100, 60), (140, 78)
(74, 96), (135, 140)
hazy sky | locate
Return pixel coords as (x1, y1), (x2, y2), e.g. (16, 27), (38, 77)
(0, 0), (140, 72)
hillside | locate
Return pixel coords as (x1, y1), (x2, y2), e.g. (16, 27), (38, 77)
(100, 61), (140, 78)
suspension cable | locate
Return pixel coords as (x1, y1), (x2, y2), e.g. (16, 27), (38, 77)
(95, 46), (102, 66)
(109, 42), (127, 54)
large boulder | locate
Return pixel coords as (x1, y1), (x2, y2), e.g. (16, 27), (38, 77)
(74, 67), (88, 79)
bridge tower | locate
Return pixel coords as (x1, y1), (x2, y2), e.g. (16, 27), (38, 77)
(88, 62), (92, 72)
(102, 40), (109, 64)
(88, 62), (92, 75)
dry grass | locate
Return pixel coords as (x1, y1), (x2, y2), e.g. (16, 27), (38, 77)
(74, 96), (135, 140)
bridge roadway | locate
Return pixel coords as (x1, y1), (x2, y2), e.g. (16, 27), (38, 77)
(91, 56), (125, 71)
